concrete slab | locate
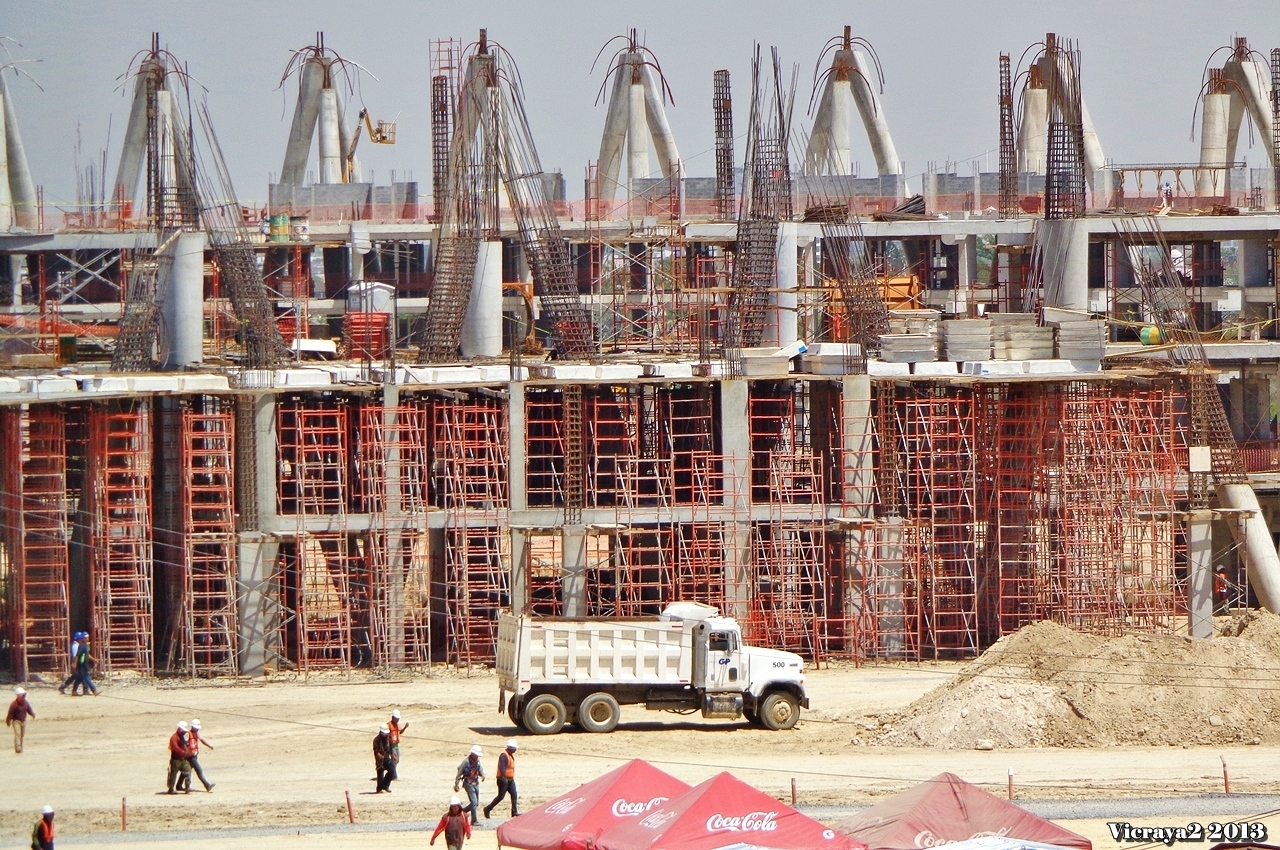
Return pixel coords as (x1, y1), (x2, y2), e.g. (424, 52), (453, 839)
(912, 361), (960, 376)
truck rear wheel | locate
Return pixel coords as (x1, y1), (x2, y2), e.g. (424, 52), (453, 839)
(507, 696), (525, 730)
(577, 693), (621, 733)
(759, 692), (800, 730)
(523, 694), (567, 735)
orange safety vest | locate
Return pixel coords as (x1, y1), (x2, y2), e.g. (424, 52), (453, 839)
(499, 750), (515, 778)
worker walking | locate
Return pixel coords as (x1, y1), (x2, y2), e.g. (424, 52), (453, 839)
(6, 687), (35, 753)
(31, 805), (55, 850)
(166, 721), (195, 794)
(373, 725), (397, 793)
(484, 739), (519, 818)
(71, 638), (98, 696)
(58, 632), (87, 694)
(453, 744), (485, 825)
(186, 719), (215, 792)
(431, 796), (473, 850)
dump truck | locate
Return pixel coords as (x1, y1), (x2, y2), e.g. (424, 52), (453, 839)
(496, 602), (809, 734)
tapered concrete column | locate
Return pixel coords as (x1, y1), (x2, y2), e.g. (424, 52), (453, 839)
(1039, 219), (1089, 311)
(158, 231), (207, 369)
(462, 240), (502, 357)
(842, 375), (875, 515)
(1188, 510), (1214, 639)
(721, 379), (752, 621)
(507, 380), (529, 613)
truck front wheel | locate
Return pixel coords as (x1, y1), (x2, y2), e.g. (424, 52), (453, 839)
(577, 693), (621, 733)
(523, 694), (567, 735)
(759, 692), (800, 730)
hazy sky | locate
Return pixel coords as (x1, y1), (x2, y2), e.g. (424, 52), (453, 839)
(5, 0), (1280, 206)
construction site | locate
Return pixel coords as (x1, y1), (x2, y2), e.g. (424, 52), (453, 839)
(5, 24), (1280, 686)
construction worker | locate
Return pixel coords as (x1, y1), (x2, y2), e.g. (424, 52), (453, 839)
(58, 632), (87, 694)
(484, 739), (518, 819)
(431, 796), (473, 850)
(6, 687), (35, 753)
(373, 725), (397, 793)
(31, 805), (55, 850)
(453, 744), (485, 825)
(185, 719), (215, 792)
(166, 721), (195, 794)
(71, 638), (98, 696)
(388, 710), (407, 766)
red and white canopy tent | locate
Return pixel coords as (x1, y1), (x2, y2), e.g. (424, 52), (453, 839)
(595, 771), (863, 850)
(834, 773), (1091, 850)
(498, 759), (692, 850)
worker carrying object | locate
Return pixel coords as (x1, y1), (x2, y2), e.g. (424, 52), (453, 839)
(431, 796), (473, 850)
(483, 739), (519, 819)
(374, 725), (398, 793)
(31, 805), (55, 850)
(388, 709), (407, 766)
(453, 744), (485, 825)
(7, 686), (35, 754)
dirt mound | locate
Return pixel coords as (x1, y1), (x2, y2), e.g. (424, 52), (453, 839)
(875, 616), (1280, 748)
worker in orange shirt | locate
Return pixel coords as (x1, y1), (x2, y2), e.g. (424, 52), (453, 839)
(483, 739), (519, 818)
(166, 721), (194, 794)
(6, 686), (35, 753)
(182, 719), (215, 792)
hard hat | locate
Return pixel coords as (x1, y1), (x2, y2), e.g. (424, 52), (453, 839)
(391, 710), (401, 719)
(74, 631), (87, 640)
(42, 806), (54, 815)
(191, 719), (202, 730)
(177, 721), (190, 731)
(506, 739), (518, 750)
(14, 687), (25, 696)
(470, 745), (483, 756)
(450, 796), (462, 807)
(379, 725), (390, 734)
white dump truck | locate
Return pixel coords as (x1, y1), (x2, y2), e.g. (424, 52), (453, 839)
(496, 602), (808, 734)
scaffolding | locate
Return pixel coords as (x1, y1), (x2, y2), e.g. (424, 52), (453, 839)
(1, 406), (71, 678)
(436, 394), (509, 665)
(88, 401), (154, 673)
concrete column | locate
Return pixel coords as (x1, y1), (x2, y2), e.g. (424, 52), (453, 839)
(509, 529), (529, 614)
(507, 380), (529, 613)
(877, 516), (906, 657)
(1198, 93), (1231, 198)
(1017, 88), (1048, 174)
(462, 240), (502, 357)
(317, 88), (343, 185)
(958, 234), (978, 291)
(842, 375), (875, 516)
(1039, 219), (1089, 311)
(773, 223), (798, 347)
(561, 526), (587, 617)
(9, 254), (24, 305)
(237, 393), (280, 676)
(1188, 510), (1215, 639)
(159, 231), (207, 369)
(721, 379), (752, 621)
(381, 383), (405, 665)
(1239, 239), (1269, 288)
(1229, 377), (1246, 441)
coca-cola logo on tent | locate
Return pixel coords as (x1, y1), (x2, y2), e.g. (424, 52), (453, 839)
(638, 811), (679, 830)
(705, 811), (780, 834)
(611, 797), (670, 817)
(545, 797), (586, 815)
(913, 828), (1011, 847)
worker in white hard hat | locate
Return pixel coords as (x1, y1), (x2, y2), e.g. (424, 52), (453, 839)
(431, 795), (472, 850)
(183, 719), (215, 792)
(166, 721), (195, 794)
(453, 744), (485, 825)
(484, 739), (519, 819)
(388, 709), (408, 769)
(374, 724), (397, 793)
(6, 686), (35, 753)
(32, 805), (55, 850)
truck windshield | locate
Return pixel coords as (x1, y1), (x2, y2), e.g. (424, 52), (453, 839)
(709, 631), (735, 652)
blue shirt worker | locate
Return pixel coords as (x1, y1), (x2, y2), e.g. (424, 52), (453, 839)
(453, 745), (485, 825)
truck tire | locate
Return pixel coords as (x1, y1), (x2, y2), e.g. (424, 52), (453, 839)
(759, 692), (800, 730)
(577, 692), (621, 733)
(507, 696), (525, 730)
(523, 694), (567, 735)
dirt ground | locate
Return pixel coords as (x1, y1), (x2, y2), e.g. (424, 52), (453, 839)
(3, 649), (1280, 848)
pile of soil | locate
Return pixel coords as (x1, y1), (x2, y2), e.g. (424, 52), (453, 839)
(874, 612), (1280, 748)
